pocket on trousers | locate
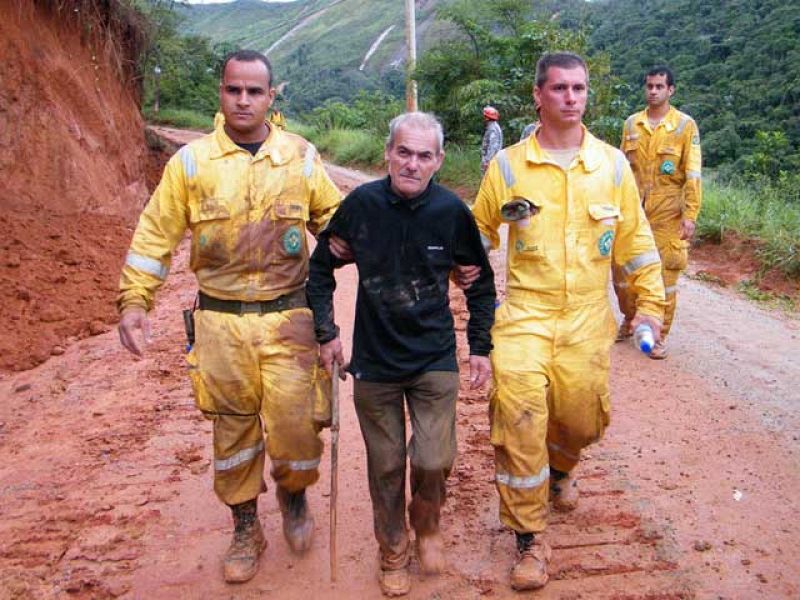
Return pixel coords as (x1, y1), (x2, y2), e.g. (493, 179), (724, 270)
(186, 349), (216, 417)
(661, 238), (689, 271)
(312, 364), (332, 428)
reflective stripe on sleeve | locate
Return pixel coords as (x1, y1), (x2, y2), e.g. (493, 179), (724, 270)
(675, 117), (690, 135)
(272, 457), (321, 471)
(495, 465), (550, 489)
(664, 285), (677, 296)
(495, 149), (516, 188)
(303, 145), (317, 178)
(615, 280), (630, 289)
(179, 146), (197, 179)
(214, 440), (265, 472)
(687, 170), (701, 180)
(622, 250), (661, 275)
(480, 233), (492, 252)
(125, 252), (168, 280)
(614, 149), (626, 187)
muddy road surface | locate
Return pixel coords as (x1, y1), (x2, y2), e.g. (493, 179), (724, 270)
(0, 138), (798, 599)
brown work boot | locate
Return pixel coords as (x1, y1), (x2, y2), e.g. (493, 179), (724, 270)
(649, 339), (668, 360)
(416, 532), (446, 575)
(510, 533), (551, 591)
(615, 319), (633, 342)
(379, 566), (411, 597)
(276, 486), (314, 554)
(223, 499), (267, 583)
(550, 469), (579, 512)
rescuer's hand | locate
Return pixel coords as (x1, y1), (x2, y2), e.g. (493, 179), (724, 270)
(469, 355), (492, 390)
(451, 264), (481, 290)
(328, 234), (354, 262)
(631, 313), (663, 343)
(320, 337), (347, 380)
(680, 219), (696, 241)
(119, 307), (151, 357)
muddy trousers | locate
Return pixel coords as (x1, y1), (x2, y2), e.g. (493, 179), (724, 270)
(186, 308), (330, 506)
(614, 231), (686, 338)
(489, 297), (615, 533)
(353, 371), (459, 570)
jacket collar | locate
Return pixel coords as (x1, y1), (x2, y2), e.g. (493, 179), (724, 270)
(209, 112), (289, 165)
(525, 124), (603, 172)
(383, 176), (434, 209)
(634, 105), (680, 132)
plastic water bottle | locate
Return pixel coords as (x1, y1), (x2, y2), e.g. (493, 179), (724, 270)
(633, 324), (655, 354)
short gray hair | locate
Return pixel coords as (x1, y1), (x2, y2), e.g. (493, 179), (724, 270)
(385, 112), (444, 154)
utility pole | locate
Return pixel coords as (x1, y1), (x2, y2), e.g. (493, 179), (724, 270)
(404, 0), (418, 112)
(153, 65), (162, 114)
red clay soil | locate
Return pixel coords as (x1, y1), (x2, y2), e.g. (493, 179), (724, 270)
(0, 2), (148, 372)
(691, 234), (800, 300)
(0, 147), (798, 598)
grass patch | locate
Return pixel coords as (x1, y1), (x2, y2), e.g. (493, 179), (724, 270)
(143, 107), (214, 131)
(697, 179), (800, 278)
(736, 280), (797, 312)
(438, 145), (482, 201)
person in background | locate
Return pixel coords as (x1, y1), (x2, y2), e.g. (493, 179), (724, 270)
(614, 65), (702, 359)
(481, 105), (503, 174)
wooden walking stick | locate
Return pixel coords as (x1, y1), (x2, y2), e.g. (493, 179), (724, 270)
(330, 363), (340, 582)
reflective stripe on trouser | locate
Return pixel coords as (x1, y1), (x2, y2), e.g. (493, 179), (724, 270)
(490, 297), (614, 533)
(353, 371), (459, 570)
(185, 307), (329, 505)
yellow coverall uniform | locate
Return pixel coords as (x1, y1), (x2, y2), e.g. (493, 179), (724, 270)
(472, 128), (665, 533)
(614, 106), (702, 337)
(118, 116), (341, 505)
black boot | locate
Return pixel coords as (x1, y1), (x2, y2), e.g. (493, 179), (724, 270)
(276, 487), (314, 554)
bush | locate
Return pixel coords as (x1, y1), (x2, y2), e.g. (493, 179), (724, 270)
(143, 107), (214, 131)
(698, 177), (800, 278)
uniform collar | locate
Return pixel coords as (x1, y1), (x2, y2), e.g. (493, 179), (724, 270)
(525, 124), (603, 172)
(635, 105), (680, 132)
(210, 112), (289, 165)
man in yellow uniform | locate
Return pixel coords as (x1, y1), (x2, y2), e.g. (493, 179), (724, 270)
(472, 52), (665, 592)
(614, 65), (702, 359)
(117, 50), (341, 583)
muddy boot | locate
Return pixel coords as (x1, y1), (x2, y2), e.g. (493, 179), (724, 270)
(510, 532), (551, 591)
(379, 547), (411, 597)
(276, 486), (314, 554)
(550, 468), (579, 512)
(416, 531), (446, 575)
(223, 499), (267, 583)
(615, 319), (633, 342)
(649, 338), (668, 360)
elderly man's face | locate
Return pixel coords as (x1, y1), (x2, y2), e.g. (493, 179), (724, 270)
(385, 125), (444, 199)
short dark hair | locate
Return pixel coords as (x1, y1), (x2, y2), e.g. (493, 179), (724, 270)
(535, 52), (588, 88)
(645, 65), (674, 87)
(221, 50), (273, 88)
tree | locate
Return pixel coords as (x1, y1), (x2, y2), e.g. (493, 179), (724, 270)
(414, 0), (623, 146)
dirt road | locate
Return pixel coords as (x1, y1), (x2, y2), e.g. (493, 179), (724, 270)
(1, 144), (798, 599)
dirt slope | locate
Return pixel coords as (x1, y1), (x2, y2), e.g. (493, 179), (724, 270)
(0, 144), (798, 599)
(0, 2), (149, 372)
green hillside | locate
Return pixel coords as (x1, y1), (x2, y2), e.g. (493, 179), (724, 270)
(587, 0), (800, 173)
(176, 0), (450, 112)
(172, 0), (799, 172)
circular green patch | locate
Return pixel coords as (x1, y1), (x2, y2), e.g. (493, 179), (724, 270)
(660, 160), (676, 175)
(598, 230), (614, 257)
(283, 226), (302, 255)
